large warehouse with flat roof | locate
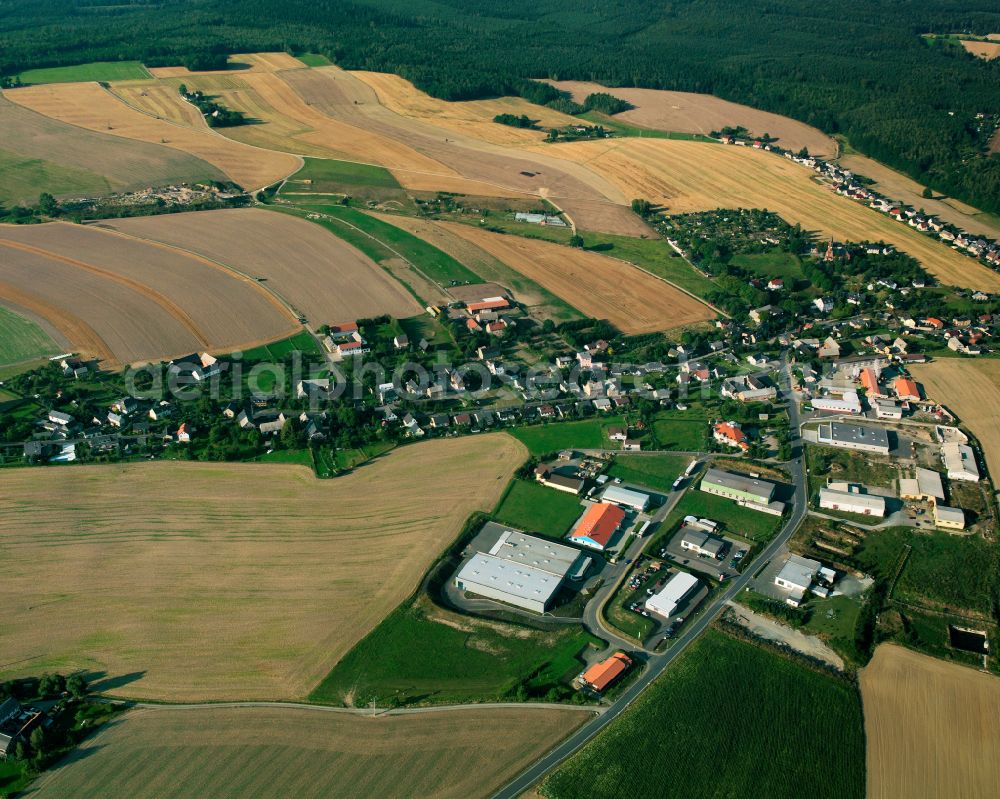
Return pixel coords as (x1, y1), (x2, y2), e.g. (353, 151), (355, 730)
(645, 571), (700, 618)
(601, 484), (651, 512)
(816, 422), (891, 455)
(700, 468), (784, 515)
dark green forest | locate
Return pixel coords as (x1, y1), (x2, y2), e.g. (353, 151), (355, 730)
(3, 0), (1000, 211)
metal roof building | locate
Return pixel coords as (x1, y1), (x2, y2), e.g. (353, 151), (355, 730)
(701, 468), (777, 506)
(817, 422), (891, 454)
(645, 571), (700, 618)
(488, 528), (591, 581)
(455, 553), (564, 614)
(601, 484), (651, 512)
(941, 442), (980, 482)
(819, 487), (886, 517)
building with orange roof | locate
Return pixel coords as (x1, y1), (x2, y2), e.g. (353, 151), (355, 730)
(894, 376), (920, 401)
(467, 297), (510, 313)
(579, 652), (632, 693)
(713, 421), (749, 451)
(569, 503), (625, 551)
(859, 368), (881, 396)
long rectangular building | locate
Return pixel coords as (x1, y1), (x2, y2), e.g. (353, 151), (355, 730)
(941, 442), (980, 482)
(455, 553), (563, 613)
(816, 422), (891, 455)
(488, 528), (591, 580)
(819, 487), (886, 517)
(700, 468), (777, 506)
(645, 571), (700, 618)
(601, 484), (651, 512)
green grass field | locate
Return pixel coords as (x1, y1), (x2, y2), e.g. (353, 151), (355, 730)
(17, 60), (150, 84)
(0, 148), (112, 206)
(290, 204), (480, 286)
(289, 157), (401, 189)
(541, 628), (865, 799)
(650, 412), (709, 451)
(310, 601), (600, 706)
(577, 111), (718, 143)
(510, 416), (626, 455)
(731, 251), (805, 281)
(659, 487), (781, 542)
(0, 305), (60, 365)
(493, 479), (584, 538)
(603, 579), (656, 641)
(296, 52), (333, 66)
(579, 233), (718, 299)
(606, 453), (688, 491)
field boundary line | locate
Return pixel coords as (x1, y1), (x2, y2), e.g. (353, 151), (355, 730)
(0, 237), (212, 349)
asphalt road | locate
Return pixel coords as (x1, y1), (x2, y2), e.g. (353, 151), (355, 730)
(491, 353), (807, 799)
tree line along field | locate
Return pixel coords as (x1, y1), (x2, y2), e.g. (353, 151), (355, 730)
(0, 435), (525, 700)
(861, 644), (1000, 799)
(541, 628), (865, 799)
(104, 208), (423, 326)
(0, 221), (300, 366)
(0, 93), (224, 207)
(911, 358), (1000, 489)
(25, 705), (591, 799)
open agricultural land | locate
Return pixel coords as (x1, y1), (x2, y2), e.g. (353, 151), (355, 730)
(104, 208), (422, 325)
(960, 39), (1000, 60)
(531, 138), (1000, 291)
(0, 222), (299, 364)
(544, 80), (837, 158)
(0, 305), (61, 366)
(16, 60), (151, 84)
(0, 94), (224, 206)
(861, 644), (1000, 799)
(3, 82), (300, 191)
(0, 435), (524, 700)
(24, 705), (589, 799)
(147, 51), (308, 78)
(911, 358), (1000, 487)
(541, 628), (865, 799)
(438, 221), (714, 333)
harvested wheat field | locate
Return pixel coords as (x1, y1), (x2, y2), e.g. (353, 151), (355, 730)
(911, 358), (1000, 485)
(4, 82), (300, 190)
(545, 80), (837, 159)
(25, 705), (588, 799)
(108, 79), (207, 127)
(441, 222), (713, 333)
(861, 644), (1000, 799)
(0, 222), (299, 361)
(283, 67), (650, 235)
(0, 93), (223, 205)
(148, 51), (307, 78)
(0, 435), (525, 700)
(106, 208), (422, 324)
(534, 138), (1000, 291)
(355, 71), (579, 146)
(960, 39), (1000, 60)
(839, 152), (1000, 240)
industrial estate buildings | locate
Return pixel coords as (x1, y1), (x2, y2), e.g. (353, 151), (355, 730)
(645, 571), (700, 618)
(700, 468), (785, 515)
(816, 422), (891, 455)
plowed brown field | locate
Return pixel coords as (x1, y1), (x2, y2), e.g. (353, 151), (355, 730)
(545, 80), (837, 158)
(106, 208), (422, 324)
(4, 82), (300, 190)
(911, 358), (1000, 485)
(27, 705), (589, 799)
(532, 137), (1000, 290)
(0, 435), (525, 700)
(0, 222), (298, 361)
(440, 222), (713, 333)
(861, 644), (1000, 799)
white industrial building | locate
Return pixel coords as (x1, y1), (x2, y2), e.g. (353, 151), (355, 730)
(454, 528), (591, 613)
(941, 442), (980, 481)
(898, 468), (945, 502)
(774, 554), (823, 607)
(811, 390), (862, 414)
(645, 571), (700, 618)
(934, 505), (966, 530)
(816, 422), (891, 455)
(601, 484), (651, 512)
(819, 487), (886, 517)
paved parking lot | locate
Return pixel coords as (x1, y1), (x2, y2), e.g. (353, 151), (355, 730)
(657, 528), (749, 581)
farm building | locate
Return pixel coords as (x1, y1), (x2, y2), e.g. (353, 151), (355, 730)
(454, 553), (563, 614)
(535, 466), (585, 495)
(601, 484), (651, 512)
(894, 377), (921, 401)
(859, 368), (882, 396)
(816, 422), (891, 455)
(774, 554), (822, 607)
(569, 503), (625, 550)
(811, 390), (863, 414)
(819, 487), (886, 517)
(645, 571), (700, 618)
(700, 468), (784, 514)
(579, 652), (632, 694)
(874, 399), (902, 420)
(941, 443), (980, 482)
(933, 505), (966, 530)
(680, 528), (726, 558)
(0, 697), (43, 759)
(898, 468), (945, 502)
(467, 297), (510, 313)
(487, 527), (592, 581)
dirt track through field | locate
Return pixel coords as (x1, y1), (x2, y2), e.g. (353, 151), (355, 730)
(911, 358), (1000, 487)
(106, 208), (423, 325)
(440, 222), (713, 333)
(532, 137), (1000, 291)
(0, 435), (525, 700)
(4, 82), (300, 190)
(545, 80), (837, 158)
(27, 705), (589, 799)
(861, 644), (1000, 799)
